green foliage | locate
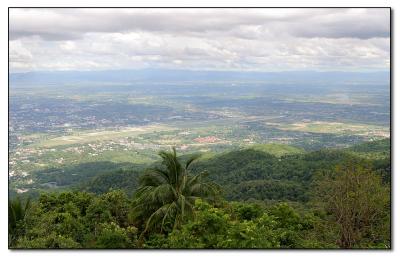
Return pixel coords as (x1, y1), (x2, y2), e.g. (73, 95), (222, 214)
(167, 200), (317, 248)
(249, 143), (305, 157)
(93, 222), (137, 248)
(32, 139), (389, 205)
(11, 190), (138, 249)
(347, 139), (390, 159)
(85, 198), (113, 226)
(17, 233), (81, 249)
(191, 147), (388, 202)
(8, 197), (31, 247)
(34, 161), (138, 187)
(314, 161), (390, 248)
(372, 157), (391, 183)
(229, 179), (307, 202)
(230, 202), (263, 221)
(9, 140), (390, 249)
(79, 169), (140, 195)
(131, 148), (221, 237)
(102, 190), (130, 224)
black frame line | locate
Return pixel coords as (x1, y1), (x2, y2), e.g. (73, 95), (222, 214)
(7, 6), (392, 250)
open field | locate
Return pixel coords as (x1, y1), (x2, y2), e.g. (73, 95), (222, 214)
(33, 124), (175, 148)
(277, 121), (389, 138)
(281, 93), (387, 106)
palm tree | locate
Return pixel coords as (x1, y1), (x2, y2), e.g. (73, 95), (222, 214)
(9, 197), (31, 245)
(132, 147), (221, 237)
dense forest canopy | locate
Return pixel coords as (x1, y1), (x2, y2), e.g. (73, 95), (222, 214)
(9, 139), (391, 249)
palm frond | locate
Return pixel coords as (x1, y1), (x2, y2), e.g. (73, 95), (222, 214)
(159, 148), (182, 186)
(161, 202), (178, 230)
(185, 154), (200, 170)
(24, 197), (31, 215)
(143, 202), (176, 233)
(139, 168), (169, 186)
(132, 148), (221, 234)
(186, 172), (207, 188)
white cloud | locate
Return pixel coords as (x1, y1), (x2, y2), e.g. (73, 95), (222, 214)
(9, 8), (390, 72)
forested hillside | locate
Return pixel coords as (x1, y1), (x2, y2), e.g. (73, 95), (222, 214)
(9, 139), (391, 249)
(78, 140), (390, 203)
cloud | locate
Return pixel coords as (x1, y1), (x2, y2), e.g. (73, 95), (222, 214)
(10, 8), (390, 41)
(8, 8), (390, 72)
(289, 9), (389, 39)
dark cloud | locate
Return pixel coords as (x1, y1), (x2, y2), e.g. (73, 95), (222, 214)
(8, 8), (390, 72)
(289, 9), (390, 39)
(9, 8), (389, 41)
(9, 9), (289, 40)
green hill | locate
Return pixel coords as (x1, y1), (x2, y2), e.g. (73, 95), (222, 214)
(248, 143), (305, 157)
(73, 141), (389, 203)
(9, 139), (391, 249)
(77, 169), (141, 195)
(17, 140), (388, 203)
(345, 138), (390, 159)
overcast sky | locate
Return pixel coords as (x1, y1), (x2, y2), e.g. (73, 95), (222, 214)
(9, 8), (390, 73)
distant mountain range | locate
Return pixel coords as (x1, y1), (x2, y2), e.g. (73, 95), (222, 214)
(9, 69), (390, 86)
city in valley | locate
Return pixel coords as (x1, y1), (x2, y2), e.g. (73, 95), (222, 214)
(9, 70), (390, 195)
